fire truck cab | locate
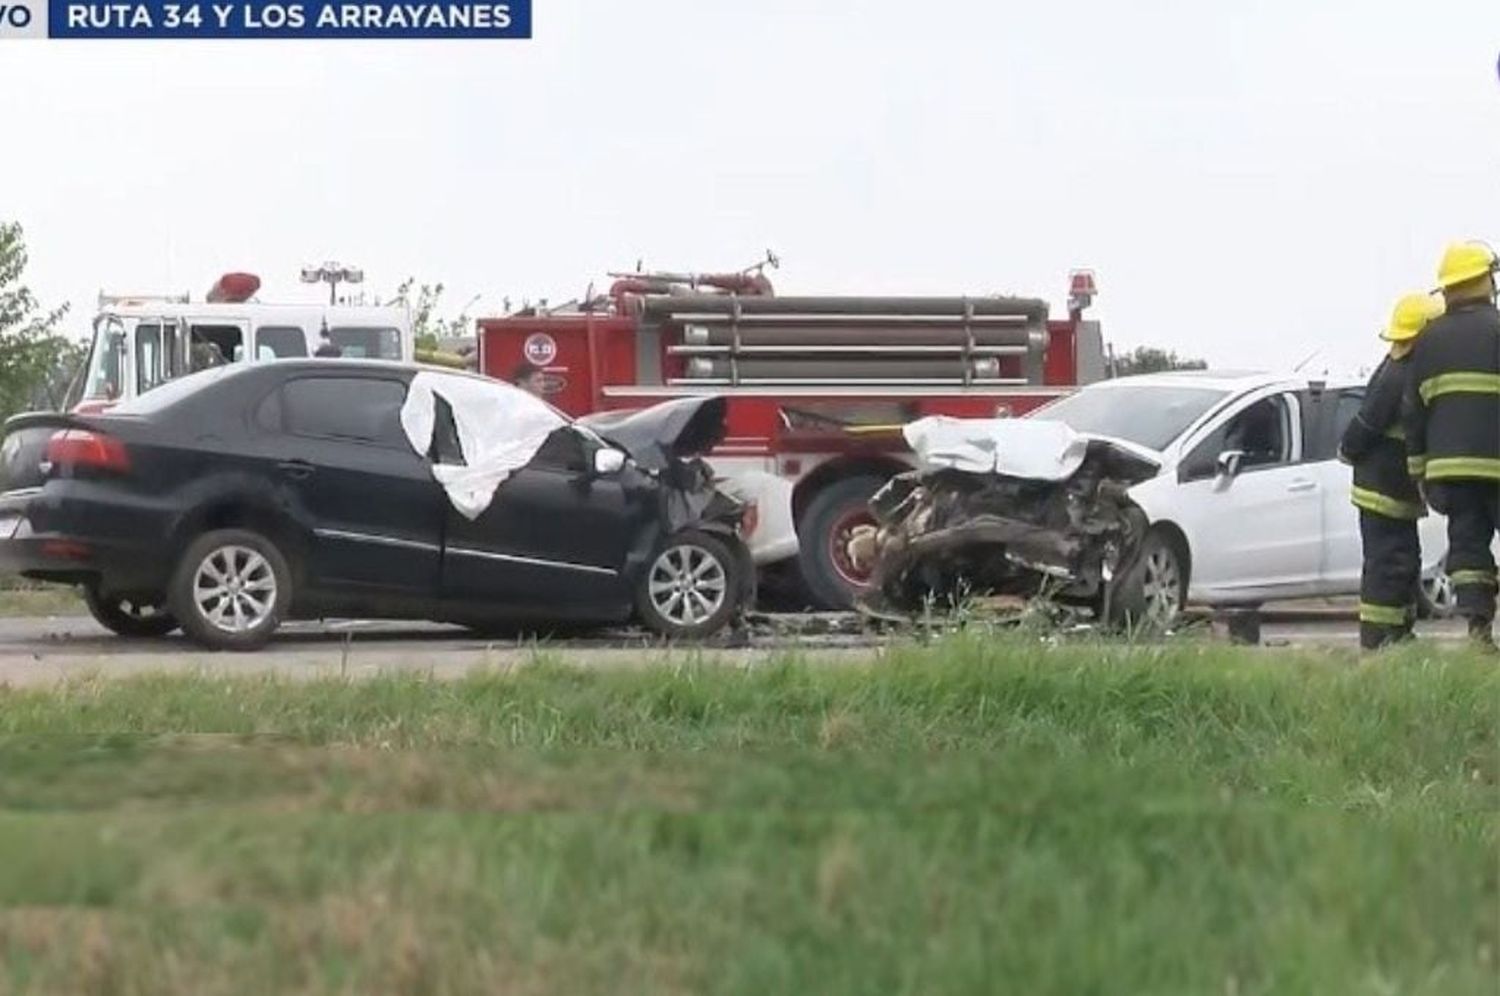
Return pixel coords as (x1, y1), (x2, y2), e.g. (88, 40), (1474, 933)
(478, 266), (1106, 609)
(78, 272), (415, 411)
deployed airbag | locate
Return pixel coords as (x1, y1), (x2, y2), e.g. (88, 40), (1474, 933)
(903, 417), (1089, 480)
(401, 371), (567, 520)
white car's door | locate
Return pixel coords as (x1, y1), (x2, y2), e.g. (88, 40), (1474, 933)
(1313, 385), (1452, 591)
(1310, 387), (1364, 591)
(1165, 391), (1324, 598)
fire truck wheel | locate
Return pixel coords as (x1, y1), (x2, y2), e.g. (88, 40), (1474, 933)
(797, 475), (886, 610)
(636, 531), (744, 640)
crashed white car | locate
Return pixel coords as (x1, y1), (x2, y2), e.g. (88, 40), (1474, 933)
(855, 371), (1466, 626)
(1025, 371), (1456, 620)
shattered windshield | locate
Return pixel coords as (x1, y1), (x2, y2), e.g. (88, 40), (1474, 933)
(1032, 384), (1229, 452)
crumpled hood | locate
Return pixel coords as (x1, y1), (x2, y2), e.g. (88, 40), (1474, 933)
(903, 416), (1160, 486)
(581, 396), (728, 471)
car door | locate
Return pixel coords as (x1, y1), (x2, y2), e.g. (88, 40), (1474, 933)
(267, 373), (446, 594)
(1312, 386), (1459, 585)
(438, 418), (643, 613)
(1169, 390), (1324, 596)
(1307, 387), (1365, 591)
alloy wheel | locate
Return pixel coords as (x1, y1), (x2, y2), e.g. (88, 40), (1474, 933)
(192, 545), (278, 634)
(1421, 572), (1457, 619)
(1140, 545), (1183, 626)
(648, 544), (729, 628)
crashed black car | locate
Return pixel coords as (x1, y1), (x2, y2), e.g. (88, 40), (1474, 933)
(848, 421), (1161, 625)
(0, 361), (751, 650)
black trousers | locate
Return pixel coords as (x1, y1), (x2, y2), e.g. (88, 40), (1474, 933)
(1430, 481), (1499, 625)
(1359, 510), (1420, 650)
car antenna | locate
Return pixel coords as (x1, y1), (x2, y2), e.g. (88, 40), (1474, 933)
(1292, 349), (1322, 373)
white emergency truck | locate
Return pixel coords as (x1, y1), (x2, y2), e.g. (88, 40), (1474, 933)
(76, 272), (414, 412)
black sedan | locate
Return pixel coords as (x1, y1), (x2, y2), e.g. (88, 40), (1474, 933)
(0, 361), (752, 650)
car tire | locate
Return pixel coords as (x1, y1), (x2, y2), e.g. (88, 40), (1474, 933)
(796, 475), (886, 611)
(82, 584), (178, 638)
(1108, 529), (1189, 632)
(168, 529), (292, 652)
(636, 531), (744, 640)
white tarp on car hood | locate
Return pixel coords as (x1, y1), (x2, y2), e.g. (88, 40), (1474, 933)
(903, 416), (1089, 481)
(400, 370), (567, 520)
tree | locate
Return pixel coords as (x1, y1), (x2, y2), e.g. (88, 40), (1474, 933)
(387, 279), (474, 353)
(1111, 346), (1207, 378)
(0, 222), (78, 419)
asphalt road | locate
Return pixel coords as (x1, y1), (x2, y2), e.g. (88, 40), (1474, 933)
(0, 609), (1475, 688)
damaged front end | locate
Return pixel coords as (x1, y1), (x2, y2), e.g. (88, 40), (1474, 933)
(851, 425), (1158, 622)
(581, 397), (756, 606)
(581, 396), (744, 535)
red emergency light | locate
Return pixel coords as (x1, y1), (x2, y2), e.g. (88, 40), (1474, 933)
(1067, 269), (1098, 315)
(207, 272), (261, 304)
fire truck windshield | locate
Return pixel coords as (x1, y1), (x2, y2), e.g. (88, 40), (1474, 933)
(328, 326), (402, 360)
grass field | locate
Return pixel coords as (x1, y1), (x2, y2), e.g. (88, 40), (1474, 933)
(0, 636), (1494, 995)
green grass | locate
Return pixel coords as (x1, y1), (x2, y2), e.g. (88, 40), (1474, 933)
(0, 637), (1494, 995)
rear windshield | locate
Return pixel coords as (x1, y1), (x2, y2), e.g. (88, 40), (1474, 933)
(1032, 384), (1230, 451)
(109, 366), (236, 415)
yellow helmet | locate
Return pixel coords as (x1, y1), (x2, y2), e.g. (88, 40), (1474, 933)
(1381, 292), (1444, 342)
(1435, 242), (1497, 290)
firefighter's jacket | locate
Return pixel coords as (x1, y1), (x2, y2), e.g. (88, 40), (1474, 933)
(1403, 300), (1500, 482)
(1341, 356), (1424, 519)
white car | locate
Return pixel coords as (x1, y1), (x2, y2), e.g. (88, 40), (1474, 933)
(1030, 371), (1462, 621)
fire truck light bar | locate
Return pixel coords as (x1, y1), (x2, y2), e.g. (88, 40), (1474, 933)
(207, 272), (262, 304)
(1069, 270), (1098, 298)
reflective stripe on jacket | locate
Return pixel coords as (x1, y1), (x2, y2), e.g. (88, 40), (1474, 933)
(1341, 355), (1424, 519)
(1403, 301), (1500, 482)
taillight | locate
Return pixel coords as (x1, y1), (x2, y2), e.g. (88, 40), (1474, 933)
(45, 429), (131, 474)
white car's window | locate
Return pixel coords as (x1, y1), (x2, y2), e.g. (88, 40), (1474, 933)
(1323, 389), (1364, 459)
(1180, 394), (1297, 481)
(1033, 385), (1228, 451)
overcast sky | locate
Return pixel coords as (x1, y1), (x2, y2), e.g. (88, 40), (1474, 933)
(2, 0), (1497, 372)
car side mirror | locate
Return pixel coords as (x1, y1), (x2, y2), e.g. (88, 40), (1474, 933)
(592, 447), (627, 476)
(1216, 449), (1246, 479)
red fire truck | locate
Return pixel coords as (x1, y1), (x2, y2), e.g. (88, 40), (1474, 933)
(477, 265), (1107, 609)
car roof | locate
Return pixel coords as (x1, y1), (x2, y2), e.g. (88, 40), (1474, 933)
(238, 358), (486, 382)
(114, 359), (504, 414)
(1088, 370), (1362, 392)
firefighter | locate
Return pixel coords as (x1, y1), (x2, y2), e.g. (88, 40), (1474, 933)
(1340, 292), (1443, 649)
(511, 361), (547, 397)
(1404, 242), (1500, 648)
